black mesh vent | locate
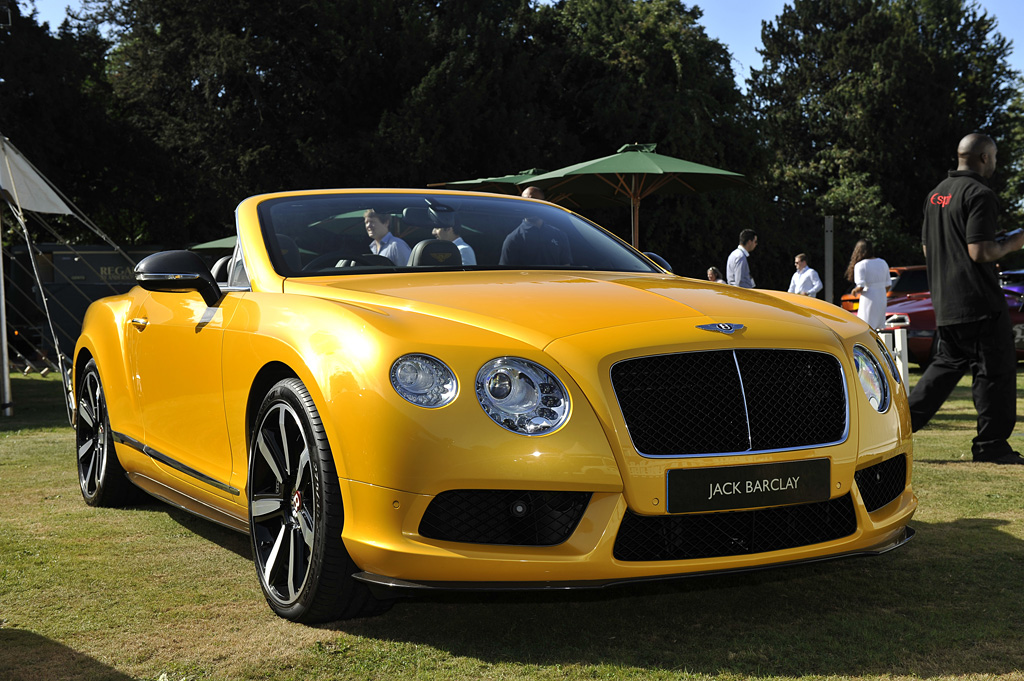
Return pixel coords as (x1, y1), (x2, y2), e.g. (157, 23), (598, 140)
(613, 494), (857, 561)
(419, 490), (591, 546)
(611, 349), (847, 456)
(854, 454), (907, 512)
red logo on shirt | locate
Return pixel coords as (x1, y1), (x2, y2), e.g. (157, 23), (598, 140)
(930, 193), (952, 207)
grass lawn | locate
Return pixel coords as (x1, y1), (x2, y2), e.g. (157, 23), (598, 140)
(1, 369), (1022, 680)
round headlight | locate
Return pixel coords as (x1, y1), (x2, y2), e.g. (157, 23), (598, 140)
(875, 337), (902, 384)
(853, 345), (889, 412)
(476, 357), (570, 435)
(390, 354), (457, 408)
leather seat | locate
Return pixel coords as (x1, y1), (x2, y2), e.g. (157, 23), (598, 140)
(408, 239), (462, 267)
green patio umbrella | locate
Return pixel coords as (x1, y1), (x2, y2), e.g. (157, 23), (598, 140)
(523, 144), (746, 249)
(190, 235), (237, 250)
(428, 168), (549, 195)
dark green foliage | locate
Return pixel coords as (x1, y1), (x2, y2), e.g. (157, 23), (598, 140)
(749, 0), (1021, 290)
(0, 2), (166, 244)
(2, 0), (1021, 284)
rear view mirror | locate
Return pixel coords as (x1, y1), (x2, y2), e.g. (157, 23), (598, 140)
(643, 252), (673, 273)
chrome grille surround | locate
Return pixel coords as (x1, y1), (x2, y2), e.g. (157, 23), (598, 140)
(610, 349), (850, 458)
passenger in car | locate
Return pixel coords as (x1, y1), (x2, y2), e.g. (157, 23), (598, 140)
(431, 221), (476, 265)
(365, 209), (412, 265)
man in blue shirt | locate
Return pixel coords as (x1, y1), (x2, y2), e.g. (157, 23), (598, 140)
(726, 229), (758, 287)
(365, 209), (411, 266)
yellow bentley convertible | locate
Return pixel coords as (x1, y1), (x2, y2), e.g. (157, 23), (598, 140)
(74, 189), (916, 623)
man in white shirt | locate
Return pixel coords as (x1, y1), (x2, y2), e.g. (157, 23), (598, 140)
(431, 222), (476, 265)
(787, 253), (823, 297)
(726, 229), (757, 287)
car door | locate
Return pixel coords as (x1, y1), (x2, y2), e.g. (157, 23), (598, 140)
(128, 289), (241, 496)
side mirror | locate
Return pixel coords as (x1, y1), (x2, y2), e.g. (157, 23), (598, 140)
(643, 252), (673, 273)
(135, 250), (222, 307)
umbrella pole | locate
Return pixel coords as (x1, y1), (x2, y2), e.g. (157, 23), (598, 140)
(631, 198), (640, 249)
(631, 175), (640, 249)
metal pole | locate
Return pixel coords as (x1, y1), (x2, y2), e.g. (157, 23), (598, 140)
(0, 213), (11, 416)
(824, 216), (834, 304)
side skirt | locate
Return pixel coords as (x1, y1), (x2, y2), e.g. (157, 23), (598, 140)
(128, 472), (249, 534)
(113, 430), (248, 534)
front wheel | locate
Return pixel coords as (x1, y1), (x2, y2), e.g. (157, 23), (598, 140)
(248, 378), (391, 623)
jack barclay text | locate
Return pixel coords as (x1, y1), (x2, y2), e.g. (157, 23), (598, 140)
(708, 476), (800, 500)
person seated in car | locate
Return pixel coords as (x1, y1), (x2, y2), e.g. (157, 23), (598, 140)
(431, 221), (476, 265)
(365, 209), (411, 265)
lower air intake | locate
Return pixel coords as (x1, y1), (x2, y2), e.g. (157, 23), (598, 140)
(419, 489), (591, 546)
(614, 494), (857, 561)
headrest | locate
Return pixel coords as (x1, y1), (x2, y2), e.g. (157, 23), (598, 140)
(408, 239), (462, 267)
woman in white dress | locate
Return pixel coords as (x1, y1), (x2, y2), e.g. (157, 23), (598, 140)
(845, 239), (891, 329)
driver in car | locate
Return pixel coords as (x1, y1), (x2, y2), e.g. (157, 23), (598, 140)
(365, 209), (412, 266)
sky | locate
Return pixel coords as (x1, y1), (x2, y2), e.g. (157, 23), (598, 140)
(22, 0), (1024, 90)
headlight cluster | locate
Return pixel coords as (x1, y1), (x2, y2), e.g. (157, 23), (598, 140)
(853, 345), (890, 412)
(390, 354), (458, 408)
(475, 358), (570, 435)
(389, 354), (571, 435)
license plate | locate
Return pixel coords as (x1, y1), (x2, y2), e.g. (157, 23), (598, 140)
(667, 458), (831, 513)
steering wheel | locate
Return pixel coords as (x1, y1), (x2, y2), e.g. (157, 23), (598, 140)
(303, 250), (389, 271)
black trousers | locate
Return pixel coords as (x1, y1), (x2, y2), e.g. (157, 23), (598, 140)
(908, 308), (1018, 460)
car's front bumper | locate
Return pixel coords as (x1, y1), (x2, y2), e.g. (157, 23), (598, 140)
(338, 454), (917, 587)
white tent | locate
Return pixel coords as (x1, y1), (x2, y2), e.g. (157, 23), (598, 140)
(0, 134), (131, 420)
(0, 138), (73, 215)
(0, 136), (72, 417)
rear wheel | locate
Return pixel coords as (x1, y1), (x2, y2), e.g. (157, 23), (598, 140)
(248, 378), (392, 623)
(75, 359), (138, 507)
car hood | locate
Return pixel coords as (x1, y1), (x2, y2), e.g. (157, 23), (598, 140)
(885, 294), (934, 315)
(284, 271), (848, 349)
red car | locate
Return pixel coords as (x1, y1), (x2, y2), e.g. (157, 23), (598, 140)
(840, 265), (928, 314)
(884, 290), (1024, 365)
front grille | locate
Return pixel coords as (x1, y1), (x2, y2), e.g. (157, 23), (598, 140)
(611, 349), (847, 456)
(855, 454), (907, 512)
(419, 490), (591, 546)
(613, 494), (857, 561)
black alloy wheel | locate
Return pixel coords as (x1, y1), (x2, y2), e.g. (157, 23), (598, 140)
(248, 377), (391, 623)
(75, 358), (137, 507)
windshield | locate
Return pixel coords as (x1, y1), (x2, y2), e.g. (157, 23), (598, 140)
(256, 192), (660, 276)
(890, 268), (928, 294)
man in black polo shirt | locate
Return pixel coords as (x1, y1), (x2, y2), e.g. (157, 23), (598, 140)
(908, 133), (1024, 464)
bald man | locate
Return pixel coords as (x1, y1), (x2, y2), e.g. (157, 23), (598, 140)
(908, 133), (1024, 464)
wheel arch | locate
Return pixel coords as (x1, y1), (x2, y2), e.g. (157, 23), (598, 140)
(241, 358), (349, 478)
(244, 361), (300, 454)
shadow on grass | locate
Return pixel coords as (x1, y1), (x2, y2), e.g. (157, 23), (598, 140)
(329, 517), (1023, 677)
(0, 375), (70, 432)
(0, 629), (134, 680)
(123, 497), (253, 561)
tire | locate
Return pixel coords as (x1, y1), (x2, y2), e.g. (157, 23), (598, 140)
(248, 378), (392, 623)
(75, 358), (138, 507)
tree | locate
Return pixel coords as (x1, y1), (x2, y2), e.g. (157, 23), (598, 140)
(749, 0), (1019, 283)
(536, 0), (764, 277)
(0, 2), (161, 245)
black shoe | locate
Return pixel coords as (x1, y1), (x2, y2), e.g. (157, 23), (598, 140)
(988, 452), (1024, 465)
